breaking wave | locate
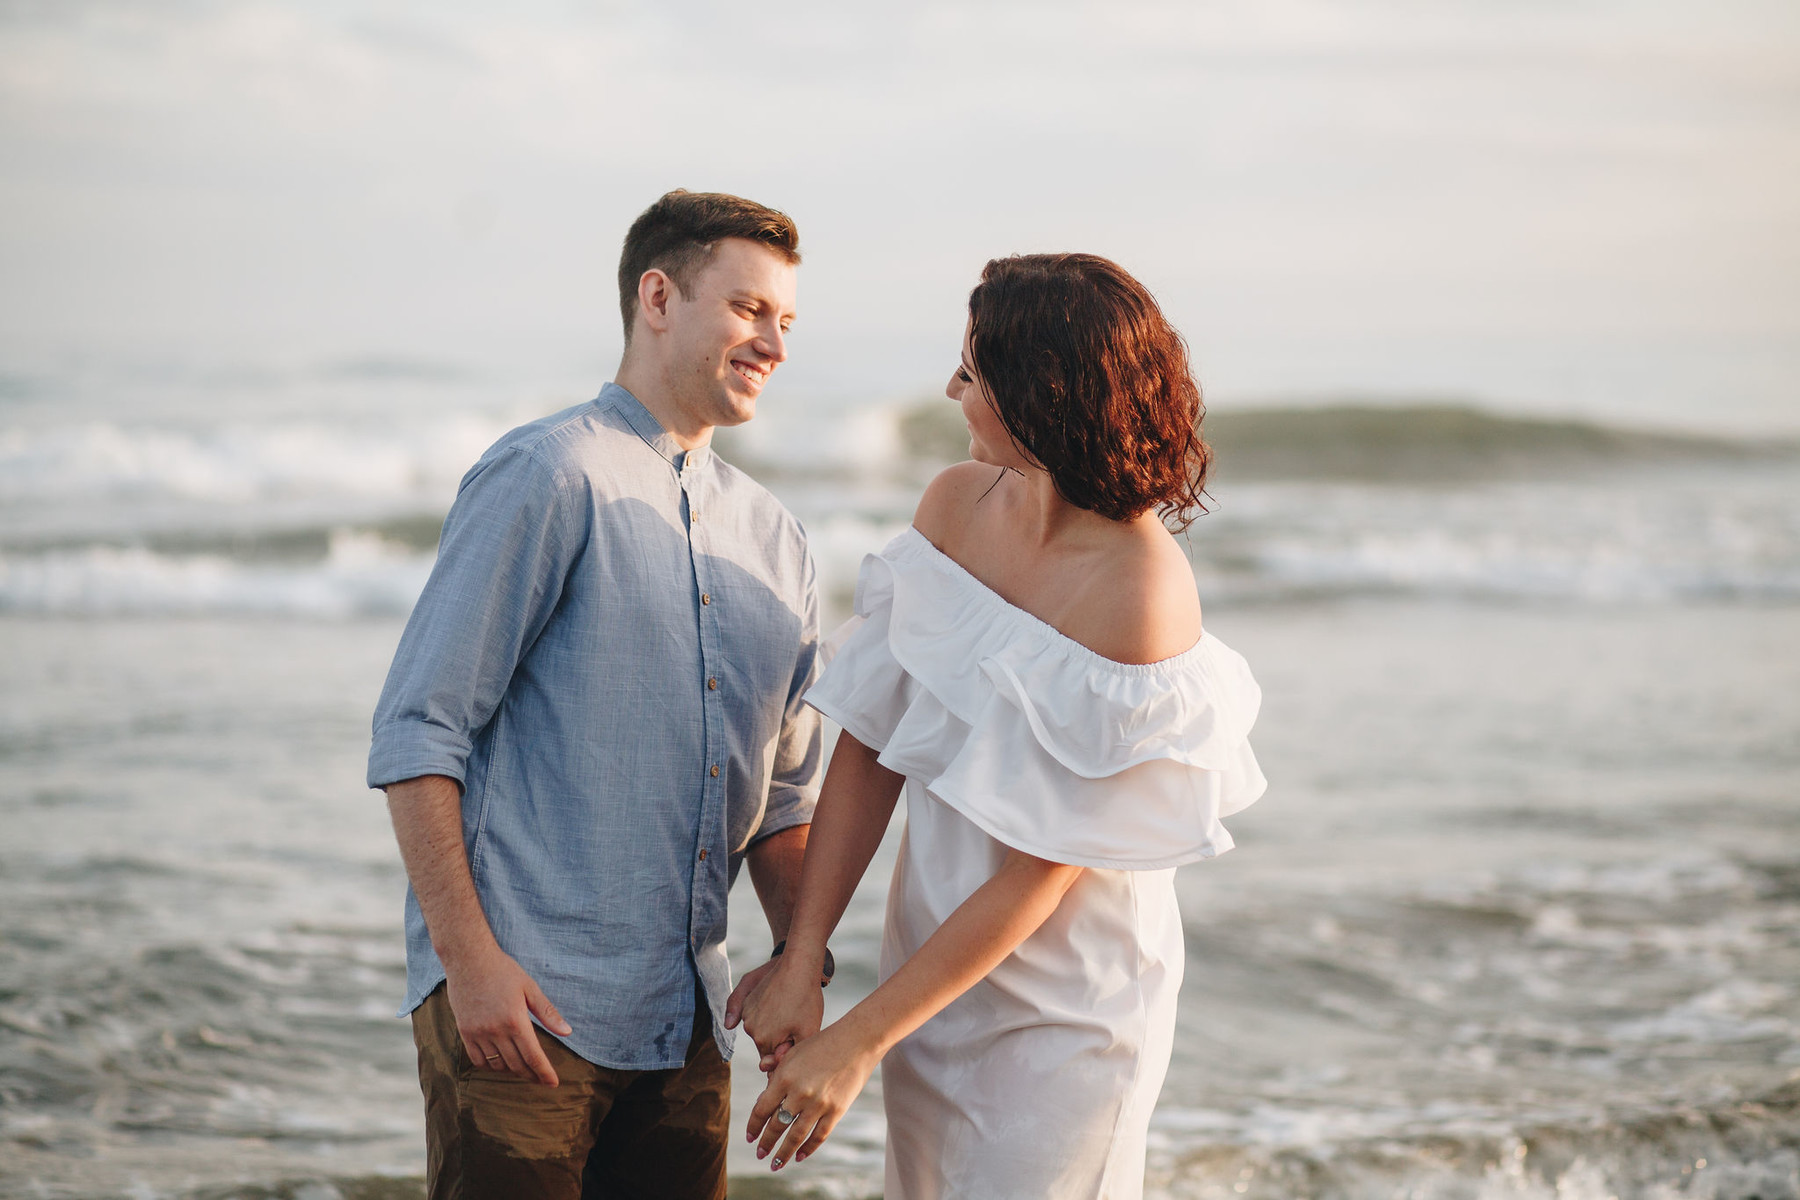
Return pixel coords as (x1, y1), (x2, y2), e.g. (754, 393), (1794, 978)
(3, 401), (1796, 617)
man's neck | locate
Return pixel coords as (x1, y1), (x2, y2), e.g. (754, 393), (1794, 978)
(613, 358), (712, 453)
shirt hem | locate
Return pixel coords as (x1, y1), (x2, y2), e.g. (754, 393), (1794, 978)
(398, 970), (733, 1073)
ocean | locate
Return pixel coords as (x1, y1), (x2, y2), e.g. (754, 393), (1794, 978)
(2, 363), (1797, 1199)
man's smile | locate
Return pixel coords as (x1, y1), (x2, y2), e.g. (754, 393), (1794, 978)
(732, 358), (772, 388)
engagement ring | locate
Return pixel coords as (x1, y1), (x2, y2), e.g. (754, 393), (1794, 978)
(775, 1105), (797, 1126)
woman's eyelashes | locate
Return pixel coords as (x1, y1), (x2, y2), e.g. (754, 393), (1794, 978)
(956, 366), (973, 383)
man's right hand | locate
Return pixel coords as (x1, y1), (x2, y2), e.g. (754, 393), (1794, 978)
(444, 945), (573, 1087)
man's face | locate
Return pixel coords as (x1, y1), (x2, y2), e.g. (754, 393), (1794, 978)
(665, 238), (797, 431)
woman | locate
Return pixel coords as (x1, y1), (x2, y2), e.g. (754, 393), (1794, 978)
(734, 253), (1266, 1199)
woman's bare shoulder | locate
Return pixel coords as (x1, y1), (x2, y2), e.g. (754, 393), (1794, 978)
(912, 462), (1008, 547)
(1062, 526), (1203, 666)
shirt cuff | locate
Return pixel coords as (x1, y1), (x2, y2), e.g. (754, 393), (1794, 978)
(748, 784), (818, 843)
(367, 719), (476, 791)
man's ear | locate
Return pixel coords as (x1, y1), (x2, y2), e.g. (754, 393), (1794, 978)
(637, 269), (676, 334)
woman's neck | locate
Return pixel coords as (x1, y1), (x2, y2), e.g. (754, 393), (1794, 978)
(1004, 466), (1116, 550)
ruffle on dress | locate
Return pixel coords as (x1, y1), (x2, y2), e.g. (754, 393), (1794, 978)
(804, 527), (1267, 870)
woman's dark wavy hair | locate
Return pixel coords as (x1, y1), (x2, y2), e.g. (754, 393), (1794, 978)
(967, 253), (1211, 530)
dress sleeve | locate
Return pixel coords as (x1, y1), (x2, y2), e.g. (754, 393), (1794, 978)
(805, 534), (1267, 871)
(802, 546), (916, 753)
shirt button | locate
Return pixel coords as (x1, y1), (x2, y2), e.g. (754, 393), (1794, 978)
(710, 764), (719, 778)
(700, 593), (711, 605)
(707, 677), (718, 691)
(690, 510), (700, 523)
(698, 848), (708, 861)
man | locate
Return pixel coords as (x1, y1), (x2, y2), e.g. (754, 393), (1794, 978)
(367, 190), (822, 1198)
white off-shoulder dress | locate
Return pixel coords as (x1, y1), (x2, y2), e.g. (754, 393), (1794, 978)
(804, 528), (1267, 1200)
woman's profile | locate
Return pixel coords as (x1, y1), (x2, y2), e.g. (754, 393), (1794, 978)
(732, 252), (1267, 1199)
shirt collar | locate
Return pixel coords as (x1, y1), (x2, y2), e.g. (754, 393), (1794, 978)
(596, 382), (711, 471)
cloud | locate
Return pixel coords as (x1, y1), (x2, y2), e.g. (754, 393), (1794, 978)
(0, 0), (1795, 402)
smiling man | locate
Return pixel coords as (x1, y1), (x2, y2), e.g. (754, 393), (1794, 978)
(368, 191), (823, 1199)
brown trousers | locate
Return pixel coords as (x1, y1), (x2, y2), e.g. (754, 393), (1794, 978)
(411, 984), (729, 1200)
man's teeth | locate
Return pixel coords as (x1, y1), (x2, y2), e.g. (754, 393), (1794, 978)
(734, 362), (766, 383)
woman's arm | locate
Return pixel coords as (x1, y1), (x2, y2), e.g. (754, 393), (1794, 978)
(726, 730), (905, 1068)
(746, 846), (1085, 1170)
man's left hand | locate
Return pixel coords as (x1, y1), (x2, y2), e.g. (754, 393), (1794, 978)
(725, 958), (796, 1069)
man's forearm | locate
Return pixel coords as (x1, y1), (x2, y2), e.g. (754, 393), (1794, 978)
(770, 733), (903, 969)
(385, 774), (499, 971)
(746, 823), (810, 945)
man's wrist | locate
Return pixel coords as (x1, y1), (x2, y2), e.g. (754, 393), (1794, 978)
(436, 930), (502, 976)
(770, 939), (835, 987)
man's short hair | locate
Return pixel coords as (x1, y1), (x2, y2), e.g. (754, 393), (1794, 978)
(618, 190), (801, 340)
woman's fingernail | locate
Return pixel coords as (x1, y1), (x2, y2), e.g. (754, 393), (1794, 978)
(772, 1157), (784, 1170)
(756, 1147), (767, 1160)
(797, 1151), (809, 1162)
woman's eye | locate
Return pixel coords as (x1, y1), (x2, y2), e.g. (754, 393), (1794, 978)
(956, 367), (972, 383)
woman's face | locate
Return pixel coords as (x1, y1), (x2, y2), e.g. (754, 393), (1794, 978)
(947, 316), (1028, 471)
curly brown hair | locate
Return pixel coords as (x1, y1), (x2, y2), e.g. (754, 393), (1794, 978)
(967, 253), (1211, 530)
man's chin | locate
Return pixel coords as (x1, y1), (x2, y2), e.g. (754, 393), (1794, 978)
(714, 394), (758, 427)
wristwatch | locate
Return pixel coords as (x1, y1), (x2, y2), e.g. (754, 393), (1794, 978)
(770, 939), (835, 988)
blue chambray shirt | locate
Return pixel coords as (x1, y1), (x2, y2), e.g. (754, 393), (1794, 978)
(368, 383), (823, 1069)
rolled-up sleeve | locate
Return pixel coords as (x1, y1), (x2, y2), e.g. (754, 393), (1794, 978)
(751, 548), (823, 841)
(367, 446), (583, 791)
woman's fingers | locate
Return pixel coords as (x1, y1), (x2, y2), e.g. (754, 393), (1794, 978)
(758, 1093), (837, 1167)
(745, 1079), (785, 1144)
(770, 1107), (822, 1170)
(756, 1095), (795, 1160)
(758, 1036), (794, 1073)
(793, 1109), (840, 1165)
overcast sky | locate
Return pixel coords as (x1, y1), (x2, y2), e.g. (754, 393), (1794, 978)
(2, 0), (1797, 426)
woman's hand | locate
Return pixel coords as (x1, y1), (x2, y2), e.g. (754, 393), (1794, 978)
(745, 1021), (879, 1170)
(732, 952), (825, 1071)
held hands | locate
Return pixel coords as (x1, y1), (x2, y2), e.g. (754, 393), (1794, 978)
(727, 952), (825, 1072)
(745, 1021), (879, 1171)
(444, 944), (572, 1087)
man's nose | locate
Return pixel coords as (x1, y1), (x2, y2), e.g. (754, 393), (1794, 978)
(759, 320), (788, 364)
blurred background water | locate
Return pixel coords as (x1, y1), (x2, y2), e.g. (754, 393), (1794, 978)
(3, 2), (1799, 1198)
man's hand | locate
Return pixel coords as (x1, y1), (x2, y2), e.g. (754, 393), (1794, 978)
(724, 957), (778, 1033)
(385, 775), (571, 1085)
(733, 952), (825, 1073)
(724, 958), (795, 1070)
(445, 944), (573, 1087)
